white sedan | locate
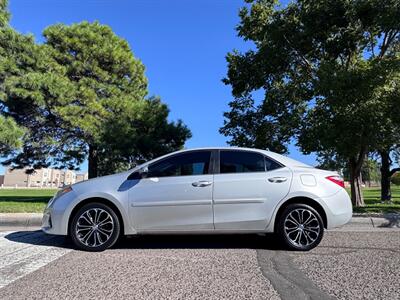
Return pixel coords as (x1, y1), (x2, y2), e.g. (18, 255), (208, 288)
(42, 147), (352, 251)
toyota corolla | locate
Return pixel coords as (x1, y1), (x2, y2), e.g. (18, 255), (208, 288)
(42, 147), (352, 251)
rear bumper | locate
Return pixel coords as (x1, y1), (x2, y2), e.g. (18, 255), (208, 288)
(322, 189), (352, 229)
(326, 209), (353, 229)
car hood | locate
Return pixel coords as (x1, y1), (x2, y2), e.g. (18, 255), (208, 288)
(71, 170), (133, 194)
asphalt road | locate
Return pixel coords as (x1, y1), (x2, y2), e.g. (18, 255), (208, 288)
(0, 226), (399, 300)
(290, 231), (400, 300)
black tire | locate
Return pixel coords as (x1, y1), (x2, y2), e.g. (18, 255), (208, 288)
(69, 202), (121, 252)
(276, 203), (324, 251)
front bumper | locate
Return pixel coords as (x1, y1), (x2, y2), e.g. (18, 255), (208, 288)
(41, 207), (67, 235)
(41, 191), (77, 236)
(42, 209), (52, 231)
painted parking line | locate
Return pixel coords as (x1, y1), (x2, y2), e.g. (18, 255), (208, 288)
(0, 231), (71, 289)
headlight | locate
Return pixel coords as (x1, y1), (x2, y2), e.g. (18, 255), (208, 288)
(48, 186), (73, 207)
(55, 186), (73, 198)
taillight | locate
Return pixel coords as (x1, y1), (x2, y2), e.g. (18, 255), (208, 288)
(326, 175), (345, 188)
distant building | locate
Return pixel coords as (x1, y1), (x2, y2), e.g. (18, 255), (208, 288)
(2, 168), (88, 188)
(75, 173), (87, 183)
(0, 175), (4, 186)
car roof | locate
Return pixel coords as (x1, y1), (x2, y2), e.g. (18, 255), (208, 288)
(150, 147), (312, 168)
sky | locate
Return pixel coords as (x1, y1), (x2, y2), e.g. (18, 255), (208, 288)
(1, 0), (316, 174)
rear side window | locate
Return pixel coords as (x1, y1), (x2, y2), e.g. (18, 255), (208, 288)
(147, 151), (211, 177)
(220, 151), (265, 174)
(265, 157), (283, 171)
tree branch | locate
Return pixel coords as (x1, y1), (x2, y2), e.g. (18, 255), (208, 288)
(345, 53), (352, 70)
(283, 35), (315, 78)
(380, 31), (389, 57)
(379, 30), (399, 58)
(369, 31), (375, 58)
(355, 145), (368, 175)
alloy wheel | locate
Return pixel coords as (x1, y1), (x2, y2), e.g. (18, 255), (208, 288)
(75, 208), (115, 248)
(283, 208), (321, 248)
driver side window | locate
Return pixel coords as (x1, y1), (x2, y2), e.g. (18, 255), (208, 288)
(147, 151), (211, 178)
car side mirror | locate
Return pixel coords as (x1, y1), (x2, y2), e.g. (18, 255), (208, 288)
(127, 166), (148, 180)
(140, 166), (149, 178)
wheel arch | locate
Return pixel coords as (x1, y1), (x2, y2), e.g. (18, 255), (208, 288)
(274, 196), (328, 230)
(68, 197), (125, 236)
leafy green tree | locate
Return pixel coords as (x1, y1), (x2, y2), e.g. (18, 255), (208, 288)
(318, 153), (381, 185)
(316, 151), (346, 172)
(97, 97), (191, 176)
(362, 158), (381, 187)
(0, 0), (33, 156)
(42, 21), (152, 178)
(0, 0), (9, 27)
(220, 96), (299, 153)
(1, 2), (190, 178)
(221, 0), (400, 206)
(0, 115), (25, 154)
(375, 75), (400, 201)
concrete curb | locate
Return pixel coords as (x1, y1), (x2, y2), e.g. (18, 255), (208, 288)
(345, 215), (400, 229)
(353, 212), (400, 218)
(0, 213), (42, 227)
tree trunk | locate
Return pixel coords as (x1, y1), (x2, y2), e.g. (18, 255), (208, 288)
(349, 158), (365, 207)
(380, 150), (392, 202)
(88, 145), (98, 179)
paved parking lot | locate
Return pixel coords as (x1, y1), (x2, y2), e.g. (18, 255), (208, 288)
(291, 231), (400, 300)
(0, 225), (399, 300)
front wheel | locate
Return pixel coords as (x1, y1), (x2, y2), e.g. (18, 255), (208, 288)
(277, 204), (324, 251)
(69, 203), (121, 251)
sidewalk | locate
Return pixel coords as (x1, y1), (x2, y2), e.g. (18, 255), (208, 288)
(0, 213), (399, 230)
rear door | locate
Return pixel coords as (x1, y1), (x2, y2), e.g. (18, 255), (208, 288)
(213, 150), (292, 230)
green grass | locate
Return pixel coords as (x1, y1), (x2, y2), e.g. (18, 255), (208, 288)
(348, 186), (400, 214)
(0, 189), (57, 213)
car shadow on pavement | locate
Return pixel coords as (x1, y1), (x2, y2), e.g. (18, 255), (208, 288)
(4, 230), (73, 249)
(117, 233), (285, 251)
(4, 230), (286, 251)
(379, 214), (400, 228)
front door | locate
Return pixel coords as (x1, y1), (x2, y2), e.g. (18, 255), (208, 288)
(129, 150), (214, 231)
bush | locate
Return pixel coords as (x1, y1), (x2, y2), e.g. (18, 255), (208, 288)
(391, 172), (400, 186)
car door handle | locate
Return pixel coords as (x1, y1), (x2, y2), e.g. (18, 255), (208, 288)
(268, 177), (287, 183)
(192, 181), (212, 187)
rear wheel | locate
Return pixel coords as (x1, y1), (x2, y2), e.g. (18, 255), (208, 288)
(69, 203), (120, 251)
(277, 204), (324, 251)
